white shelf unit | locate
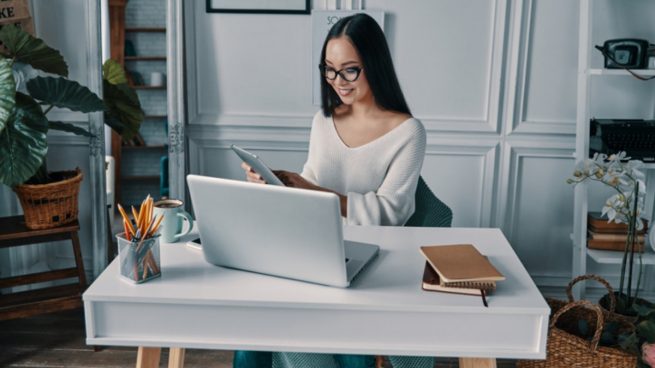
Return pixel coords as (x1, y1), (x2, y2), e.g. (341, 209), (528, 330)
(572, 0), (655, 299)
(588, 69), (655, 76)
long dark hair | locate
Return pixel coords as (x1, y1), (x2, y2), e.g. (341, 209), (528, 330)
(319, 13), (411, 117)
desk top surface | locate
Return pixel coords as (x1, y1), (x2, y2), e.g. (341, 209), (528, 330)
(85, 226), (548, 315)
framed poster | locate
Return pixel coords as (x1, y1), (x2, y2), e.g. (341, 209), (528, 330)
(206, 0), (310, 14)
(311, 10), (384, 105)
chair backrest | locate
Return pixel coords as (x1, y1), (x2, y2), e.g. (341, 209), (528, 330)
(405, 176), (453, 228)
(160, 155), (169, 197)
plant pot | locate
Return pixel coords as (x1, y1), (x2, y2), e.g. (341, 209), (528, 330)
(599, 291), (654, 324)
(13, 168), (83, 230)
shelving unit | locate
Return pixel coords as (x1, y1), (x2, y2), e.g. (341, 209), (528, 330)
(124, 56), (167, 61)
(572, 0), (655, 299)
(125, 27), (166, 33)
(109, 0), (168, 207)
(588, 69), (655, 76)
(587, 248), (655, 265)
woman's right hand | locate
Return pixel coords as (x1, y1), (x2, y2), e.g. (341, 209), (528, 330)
(241, 162), (266, 184)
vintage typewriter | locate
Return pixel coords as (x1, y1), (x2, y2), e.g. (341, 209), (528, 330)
(589, 119), (655, 162)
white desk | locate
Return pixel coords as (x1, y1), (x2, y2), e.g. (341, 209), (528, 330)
(84, 226), (549, 368)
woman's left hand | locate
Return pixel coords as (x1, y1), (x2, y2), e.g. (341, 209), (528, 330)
(273, 170), (316, 190)
(274, 170), (348, 217)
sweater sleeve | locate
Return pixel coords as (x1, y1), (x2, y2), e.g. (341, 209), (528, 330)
(300, 112), (321, 185)
(346, 123), (426, 226)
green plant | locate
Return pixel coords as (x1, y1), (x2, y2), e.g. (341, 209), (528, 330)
(574, 303), (655, 367)
(567, 152), (647, 313)
(0, 25), (144, 187)
(622, 303), (655, 367)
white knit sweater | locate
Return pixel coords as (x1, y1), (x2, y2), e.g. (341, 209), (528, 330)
(300, 111), (426, 226)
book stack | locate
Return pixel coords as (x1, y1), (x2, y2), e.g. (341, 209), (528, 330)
(419, 244), (505, 306)
(587, 212), (648, 252)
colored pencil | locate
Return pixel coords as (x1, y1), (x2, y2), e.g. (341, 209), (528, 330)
(117, 204), (136, 236)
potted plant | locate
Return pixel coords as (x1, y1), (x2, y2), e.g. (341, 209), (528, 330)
(0, 25), (144, 229)
(567, 151), (649, 316)
(570, 299), (655, 367)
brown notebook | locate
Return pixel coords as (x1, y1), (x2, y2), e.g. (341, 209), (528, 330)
(419, 244), (505, 284)
(422, 262), (495, 296)
(588, 230), (645, 242)
(588, 212), (649, 233)
(587, 238), (645, 252)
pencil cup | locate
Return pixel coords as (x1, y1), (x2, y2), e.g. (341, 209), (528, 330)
(117, 233), (161, 283)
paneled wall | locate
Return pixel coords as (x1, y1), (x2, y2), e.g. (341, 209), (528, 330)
(183, 0), (653, 297)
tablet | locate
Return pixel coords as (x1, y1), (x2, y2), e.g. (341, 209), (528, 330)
(231, 144), (285, 186)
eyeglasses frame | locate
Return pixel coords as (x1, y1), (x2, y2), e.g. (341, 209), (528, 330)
(318, 64), (364, 82)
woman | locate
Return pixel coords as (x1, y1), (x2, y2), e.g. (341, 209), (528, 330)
(237, 13), (431, 368)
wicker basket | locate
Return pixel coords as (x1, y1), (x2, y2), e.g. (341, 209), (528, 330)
(14, 168), (83, 230)
(517, 300), (637, 368)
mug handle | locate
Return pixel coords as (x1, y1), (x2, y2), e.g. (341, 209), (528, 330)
(173, 210), (194, 240)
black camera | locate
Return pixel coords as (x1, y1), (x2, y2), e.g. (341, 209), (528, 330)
(596, 39), (650, 69)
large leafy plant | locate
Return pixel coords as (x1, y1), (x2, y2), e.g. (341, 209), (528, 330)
(0, 25), (144, 186)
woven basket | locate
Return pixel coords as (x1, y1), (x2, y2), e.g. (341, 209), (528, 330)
(517, 300), (637, 368)
(14, 168), (83, 230)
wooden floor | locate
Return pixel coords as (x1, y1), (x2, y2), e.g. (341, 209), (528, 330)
(0, 308), (517, 367)
(0, 308), (233, 368)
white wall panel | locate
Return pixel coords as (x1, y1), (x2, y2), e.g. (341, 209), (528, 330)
(366, 0), (505, 132)
(421, 142), (498, 228)
(510, 0), (578, 134)
(187, 0), (507, 133)
(189, 140), (308, 186)
(188, 2), (317, 125)
(502, 143), (575, 279)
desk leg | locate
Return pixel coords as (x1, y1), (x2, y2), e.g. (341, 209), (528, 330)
(168, 348), (186, 368)
(136, 346), (161, 368)
(459, 357), (497, 368)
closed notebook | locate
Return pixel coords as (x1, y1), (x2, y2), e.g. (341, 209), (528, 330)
(587, 238), (644, 252)
(588, 212), (649, 233)
(422, 262), (495, 296)
(419, 244), (505, 284)
(587, 230), (645, 242)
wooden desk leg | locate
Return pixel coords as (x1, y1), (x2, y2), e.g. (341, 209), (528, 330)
(459, 357), (497, 368)
(168, 347), (186, 368)
(136, 346), (161, 368)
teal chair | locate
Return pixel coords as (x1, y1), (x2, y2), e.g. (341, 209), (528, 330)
(405, 176), (452, 228)
(160, 155), (169, 198)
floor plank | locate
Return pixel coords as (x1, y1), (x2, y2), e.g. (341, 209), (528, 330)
(0, 308), (516, 367)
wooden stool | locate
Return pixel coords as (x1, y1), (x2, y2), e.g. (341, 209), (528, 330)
(0, 215), (87, 321)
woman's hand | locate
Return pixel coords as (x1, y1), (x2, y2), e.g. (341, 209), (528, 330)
(273, 170), (317, 190)
(241, 162), (266, 184)
(273, 170), (348, 217)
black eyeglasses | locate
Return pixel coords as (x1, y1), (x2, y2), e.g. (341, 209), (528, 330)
(319, 64), (363, 82)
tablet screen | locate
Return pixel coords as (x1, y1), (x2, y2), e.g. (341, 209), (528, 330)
(231, 144), (285, 186)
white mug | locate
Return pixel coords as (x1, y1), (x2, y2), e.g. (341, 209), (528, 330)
(150, 72), (165, 87)
(153, 198), (193, 243)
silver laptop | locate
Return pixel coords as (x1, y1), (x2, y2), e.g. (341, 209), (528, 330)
(186, 175), (379, 287)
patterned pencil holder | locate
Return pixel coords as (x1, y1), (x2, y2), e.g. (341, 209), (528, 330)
(117, 233), (161, 283)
